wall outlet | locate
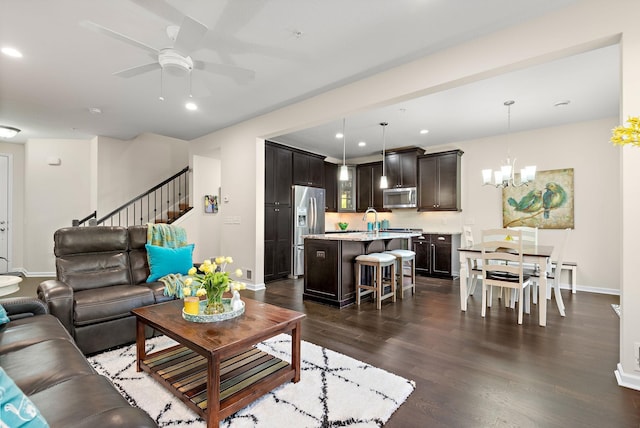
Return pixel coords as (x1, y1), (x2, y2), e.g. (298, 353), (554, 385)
(635, 342), (640, 371)
(246, 269), (252, 280)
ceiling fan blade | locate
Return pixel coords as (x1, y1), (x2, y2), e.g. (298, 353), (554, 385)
(129, 0), (184, 24)
(213, 0), (265, 35)
(193, 60), (255, 83)
(80, 21), (158, 55)
(113, 63), (160, 78)
(174, 16), (208, 54)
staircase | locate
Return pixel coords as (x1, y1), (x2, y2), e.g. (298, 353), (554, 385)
(74, 166), (192, 227)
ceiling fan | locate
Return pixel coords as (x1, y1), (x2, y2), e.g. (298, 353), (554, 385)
(80, 2), (255, 85)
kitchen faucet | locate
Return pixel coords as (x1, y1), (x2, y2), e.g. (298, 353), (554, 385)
(362, 207), (378, 234)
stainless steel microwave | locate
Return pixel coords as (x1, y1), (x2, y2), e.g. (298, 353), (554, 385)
(383, 187), (417, 209)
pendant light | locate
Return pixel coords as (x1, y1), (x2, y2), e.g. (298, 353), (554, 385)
(339, 118), (349, 181)
(379, 122), (389, 189)
(482, 100), (536, 187)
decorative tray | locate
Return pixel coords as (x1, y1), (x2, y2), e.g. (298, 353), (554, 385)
(182, 298), (245, 323)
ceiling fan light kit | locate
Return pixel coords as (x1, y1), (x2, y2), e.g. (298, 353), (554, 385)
(158, 48), (193, 74)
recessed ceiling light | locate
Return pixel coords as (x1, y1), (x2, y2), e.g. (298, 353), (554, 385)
(1, 47), (23, 58)
(358, 141), (366, 147)
(335, 132), (343, 139)
(554, 100), (571, 107)
(420, 129), (429, 134)
(185, 102), (197, 111)
(88, 107), (102, 114)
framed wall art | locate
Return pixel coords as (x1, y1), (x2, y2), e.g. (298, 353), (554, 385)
(502, 168), (574, 229)
(204, 194), (218, 213)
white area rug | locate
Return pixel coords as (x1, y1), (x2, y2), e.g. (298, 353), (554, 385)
(88, 334), (415, 427)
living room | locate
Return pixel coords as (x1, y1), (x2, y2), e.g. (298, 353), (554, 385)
(1, 0), (640, 426)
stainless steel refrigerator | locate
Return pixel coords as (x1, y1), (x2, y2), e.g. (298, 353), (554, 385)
(291, 185), (325, 278)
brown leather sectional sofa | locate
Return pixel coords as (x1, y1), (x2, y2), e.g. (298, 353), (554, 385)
(0, 296), (158, 427)
(37, 225), (174, 354)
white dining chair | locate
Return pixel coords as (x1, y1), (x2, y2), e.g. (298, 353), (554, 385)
(506, 226), (538, 308)
(462, 225), (483, 297)
(529, 228), (571, 317)
(481, 228), (531, 324)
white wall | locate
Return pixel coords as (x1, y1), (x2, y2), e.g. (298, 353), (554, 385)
(617, 15), (640, 391)
(13, 133), (188, 274)
(96, 133), (189, 216)
(189, 0), (640, 389)
(0, 142), (25, 270)
(24, 139), (93, 273)
(327, 118), (620, 293)
(190, 154), (222, 262)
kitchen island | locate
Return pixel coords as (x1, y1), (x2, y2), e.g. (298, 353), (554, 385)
(303, 231), (421, 307)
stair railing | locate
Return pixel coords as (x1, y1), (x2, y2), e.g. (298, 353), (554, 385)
(73, 166), (191, 227)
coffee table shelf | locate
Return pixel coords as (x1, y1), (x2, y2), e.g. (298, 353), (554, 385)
(140, 343), (290, 416)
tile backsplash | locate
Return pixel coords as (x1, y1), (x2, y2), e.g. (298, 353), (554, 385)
(325, 210), (463, 234)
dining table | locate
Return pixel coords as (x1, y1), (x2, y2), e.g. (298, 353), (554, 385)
(457, 243), (554, 326)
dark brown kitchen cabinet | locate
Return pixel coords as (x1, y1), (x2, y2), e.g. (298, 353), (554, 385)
(265, 141), (293, 282)
(385, 147), (424, 188)
(413, 233), (461, 278)
(356, 161), (386, 212)
(264, 205), (292, 282)
(293, 151), (325, 187)
(324, 162), (338, 212)
(417, 150), (463, 211)
(265, 142), (292, 205)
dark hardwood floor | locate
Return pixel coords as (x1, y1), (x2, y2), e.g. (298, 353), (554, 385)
(12, 275), (640, 427)
(251, 276), (639, 428)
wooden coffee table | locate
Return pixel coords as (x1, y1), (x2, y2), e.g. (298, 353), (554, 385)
(132, 298), (305, 427)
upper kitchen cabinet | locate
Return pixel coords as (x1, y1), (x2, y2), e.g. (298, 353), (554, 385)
(265, 141), (293, 206)
(417, 150), (463, 211)
(337, 165), (356, 212)
(385, 147), (425, 188)
(293, 151), (325, 188)
(356, 161), (386, 212)
(324, 162), (338, 212)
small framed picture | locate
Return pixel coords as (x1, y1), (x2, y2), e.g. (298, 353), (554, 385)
(204, 195), (218, 213)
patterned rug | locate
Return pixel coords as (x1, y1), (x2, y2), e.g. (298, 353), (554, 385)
(88, 334), (415, 427)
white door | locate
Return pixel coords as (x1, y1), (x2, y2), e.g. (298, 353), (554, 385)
(0, 154), (10, 274)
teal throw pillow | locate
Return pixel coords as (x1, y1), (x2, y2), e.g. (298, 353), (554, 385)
(0, 367), (49, 427)
(146, 243), (195, 282)
(0, 304), (9, 325)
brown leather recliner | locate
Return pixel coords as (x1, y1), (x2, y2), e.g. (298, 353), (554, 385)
(37, 225), (174, 355)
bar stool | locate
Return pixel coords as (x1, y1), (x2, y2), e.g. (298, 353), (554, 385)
(355, 253), (396, 309)
(385, 249), (416, 298)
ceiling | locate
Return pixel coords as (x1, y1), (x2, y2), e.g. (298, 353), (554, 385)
(0, 0), (618, 158)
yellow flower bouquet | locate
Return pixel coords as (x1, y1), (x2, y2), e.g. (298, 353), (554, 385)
(611, 116), (640, 147)
(183, 256), (246, 315)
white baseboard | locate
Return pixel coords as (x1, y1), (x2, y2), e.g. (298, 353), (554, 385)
(246, 282), (266, 291)
(13, 268), (55, 277)
(561, 283), (620, 296)
(615, 363), (640, 391)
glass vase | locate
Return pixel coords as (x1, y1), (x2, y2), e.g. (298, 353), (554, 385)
(204, 288), (225, 315)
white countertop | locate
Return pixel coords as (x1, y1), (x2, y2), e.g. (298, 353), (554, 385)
(304, 231), (422, 241)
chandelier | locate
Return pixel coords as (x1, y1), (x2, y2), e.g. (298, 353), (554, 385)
(482, 100), (536, 188)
